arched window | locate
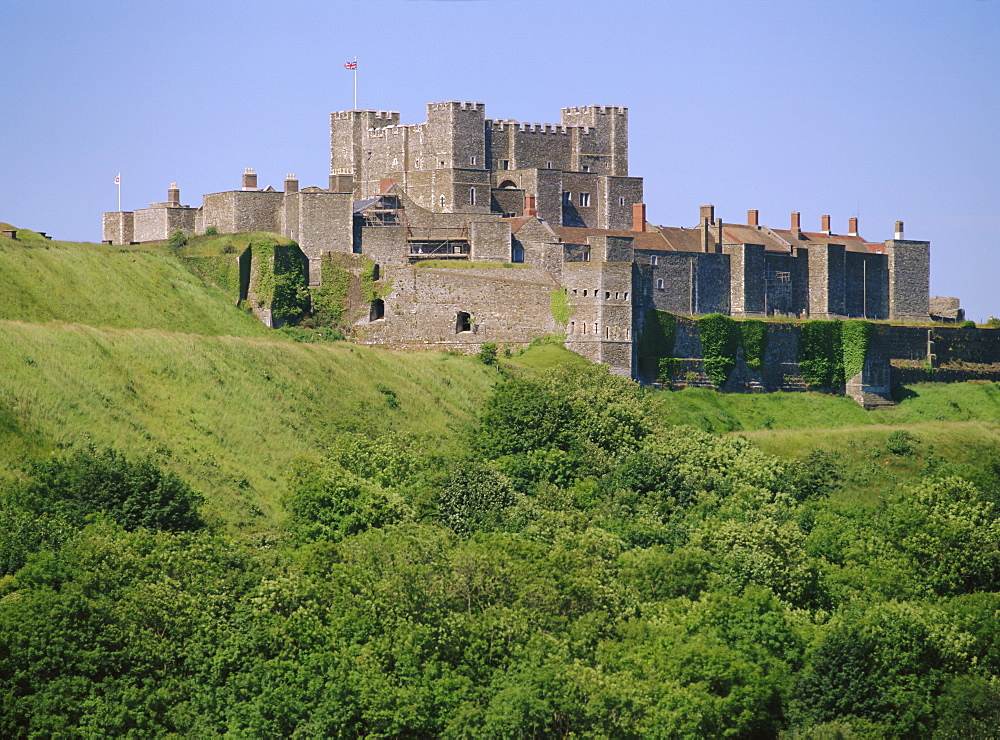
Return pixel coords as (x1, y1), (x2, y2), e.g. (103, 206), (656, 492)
(498, 180), (518, 190)
(439, 195), (446, 209)
(456, 312), (472, 333)
(469, 187), (477, 206)
(370, 299), (385, 322)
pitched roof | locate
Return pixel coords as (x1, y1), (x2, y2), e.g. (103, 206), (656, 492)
(549, 225), (671, 250)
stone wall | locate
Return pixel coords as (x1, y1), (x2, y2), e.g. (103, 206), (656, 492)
(886, 239), (931, 321)
(358, 265), (560, 349)
(102, 212), (134, 245)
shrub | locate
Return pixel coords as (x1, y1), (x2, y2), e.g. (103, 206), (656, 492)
(167, 229), (188, 251)
(11, 448), (204, 533)
(204, 225), (219, 236)
(477, 342), (498, 366)
(886, 429), (917, 456)
(961, 320), (977, 329)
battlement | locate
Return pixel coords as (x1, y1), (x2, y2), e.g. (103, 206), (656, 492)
(429, 100), (485, 112)
(485, 119), (581, 135)
(330, 109), (400, 122)
(561, 105), (628, 116)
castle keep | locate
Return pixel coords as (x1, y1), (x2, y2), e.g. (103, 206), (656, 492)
(103, 100), (936, 389)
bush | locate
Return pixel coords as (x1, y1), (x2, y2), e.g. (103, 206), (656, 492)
(961, 320), (977, 329)
(477, 342), (498, 366)
(167, 229), (188, 251)
(10, 448), (204, 533)
(886, 429), (917, 456)
(204, 225), (219, 236)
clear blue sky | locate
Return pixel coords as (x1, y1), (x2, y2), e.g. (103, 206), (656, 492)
(3, 0), (998, 319)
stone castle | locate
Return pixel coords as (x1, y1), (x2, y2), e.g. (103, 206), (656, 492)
(103, 100), (941, 385)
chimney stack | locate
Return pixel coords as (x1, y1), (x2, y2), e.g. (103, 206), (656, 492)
(848, 217), (858, 237)
(284, 174), (299, 194)
(821, 214), (831, 235)
(167, 182), (180, 205)
(747, 209), (758, 227)
(632, 202), (646, 232)
(894, 220), (904, 240)
(790, 211), (801, 234)
(242, 168), (257, 191)
(525, 194), (538, 217)
(700, 204), (715, 224)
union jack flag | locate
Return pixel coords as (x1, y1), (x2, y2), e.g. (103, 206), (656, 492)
(344, 61), (357, 70)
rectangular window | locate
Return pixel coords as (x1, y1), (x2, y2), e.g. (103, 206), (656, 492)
(651, 255), (658, 266)
(501, 160), (510, 170)
(619, 197), (626, 207)
(546, 161), (552, 169)
(657, 278), (664, 290)
(583, 252), (590, 262)
(563, 191), (571, 205)
(470, 155), (477, 166)
(469, 187), (477, 206)
(582, 164), (590, 173)
(579, 193), (590, 207)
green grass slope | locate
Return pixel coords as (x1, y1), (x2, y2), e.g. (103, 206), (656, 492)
(0, 235), (267, 336)
(0, 320), (495, 527)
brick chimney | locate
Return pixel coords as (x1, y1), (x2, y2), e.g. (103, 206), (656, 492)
(894, 220), (904, 239)
(167, 182), (180, 205)
(821, 214), (831, 235)
(632, 203), (646, 232)
(700, 204), (715, 224)
(790, 211), (801, 234)
(525, 194), (538, 217)
(848, 217), (858, 237)
(747, 209), (758, 227)
(284, 174), (299, 194)
(242, 168), (257, 191)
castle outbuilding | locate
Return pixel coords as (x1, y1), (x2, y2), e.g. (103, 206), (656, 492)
(103, 100), (934, 381)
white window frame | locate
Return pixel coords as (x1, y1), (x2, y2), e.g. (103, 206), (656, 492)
(579, 192), (590, 207)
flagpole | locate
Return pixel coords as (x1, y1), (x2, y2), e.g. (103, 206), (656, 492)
(353, 56), (358, 110)
(117, 173), (121, 212)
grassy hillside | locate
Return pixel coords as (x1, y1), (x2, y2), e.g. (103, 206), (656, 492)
(0, 320), (495, 527)
(0, 231), (267, 336)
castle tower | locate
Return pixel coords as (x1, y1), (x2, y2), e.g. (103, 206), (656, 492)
(329, 109), (401, 199)
(560, 105), (629, 177)
(885, 228), (930, 322)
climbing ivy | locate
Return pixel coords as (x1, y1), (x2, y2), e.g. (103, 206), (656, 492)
(637, 310), (676, 382)
(740, 319), (768, 371)
(271, 245), (309, 322)
(798, 320), (844, 388)
(550, 288), (571, 326)
(360, 258), (393, 303)
(310, 253), (353, 328)
(698, 313), (740, 388)
(841, 320), (873, 380)
(253, 241), (276, 309)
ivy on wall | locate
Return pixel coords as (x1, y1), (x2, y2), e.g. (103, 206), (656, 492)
(637, 310), (676, 382)
(311, 254), (353, 328)
(798, 321), (844, 388)
(740, 319), (768, 371)
(253, 241), (309, 323)
(184, 254), (244, 304)
(841, 320), (873, 380)
(698, 313), (740, 388)
(550, 288), (571, 326)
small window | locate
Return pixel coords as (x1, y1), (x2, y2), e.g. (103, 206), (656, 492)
(440, 195), (446, 209)
(439, 160), (445, 168)
(605, 326), (610, 339)
(579, 193), (590, 207)
(651, 255), (658, 266)
(501, 160), (510, 170)
(619, 197), (626, 207)
(593, 323), (598, 335)
(456, 312), (472, 333)
(369, 299), (385, 322)
(470, 155), (477, 166)
(623, 292), (628, 301)
(372, 263), (380, 281)
(605, 291), (611, 300)
(582, 164), (590, 173)
(582, 251), (590, 262)
(582, 323), (587, 335)
(583, 289), (588, 297)
(392, 157), (399, 167)
(572, 289), (578, 295)
(563, 191), (571, 205)
(469, 187), (476, 206)
(511, 244), (524, 263)
(657, 278), (664, 290)
(546, 161), (552, 169)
